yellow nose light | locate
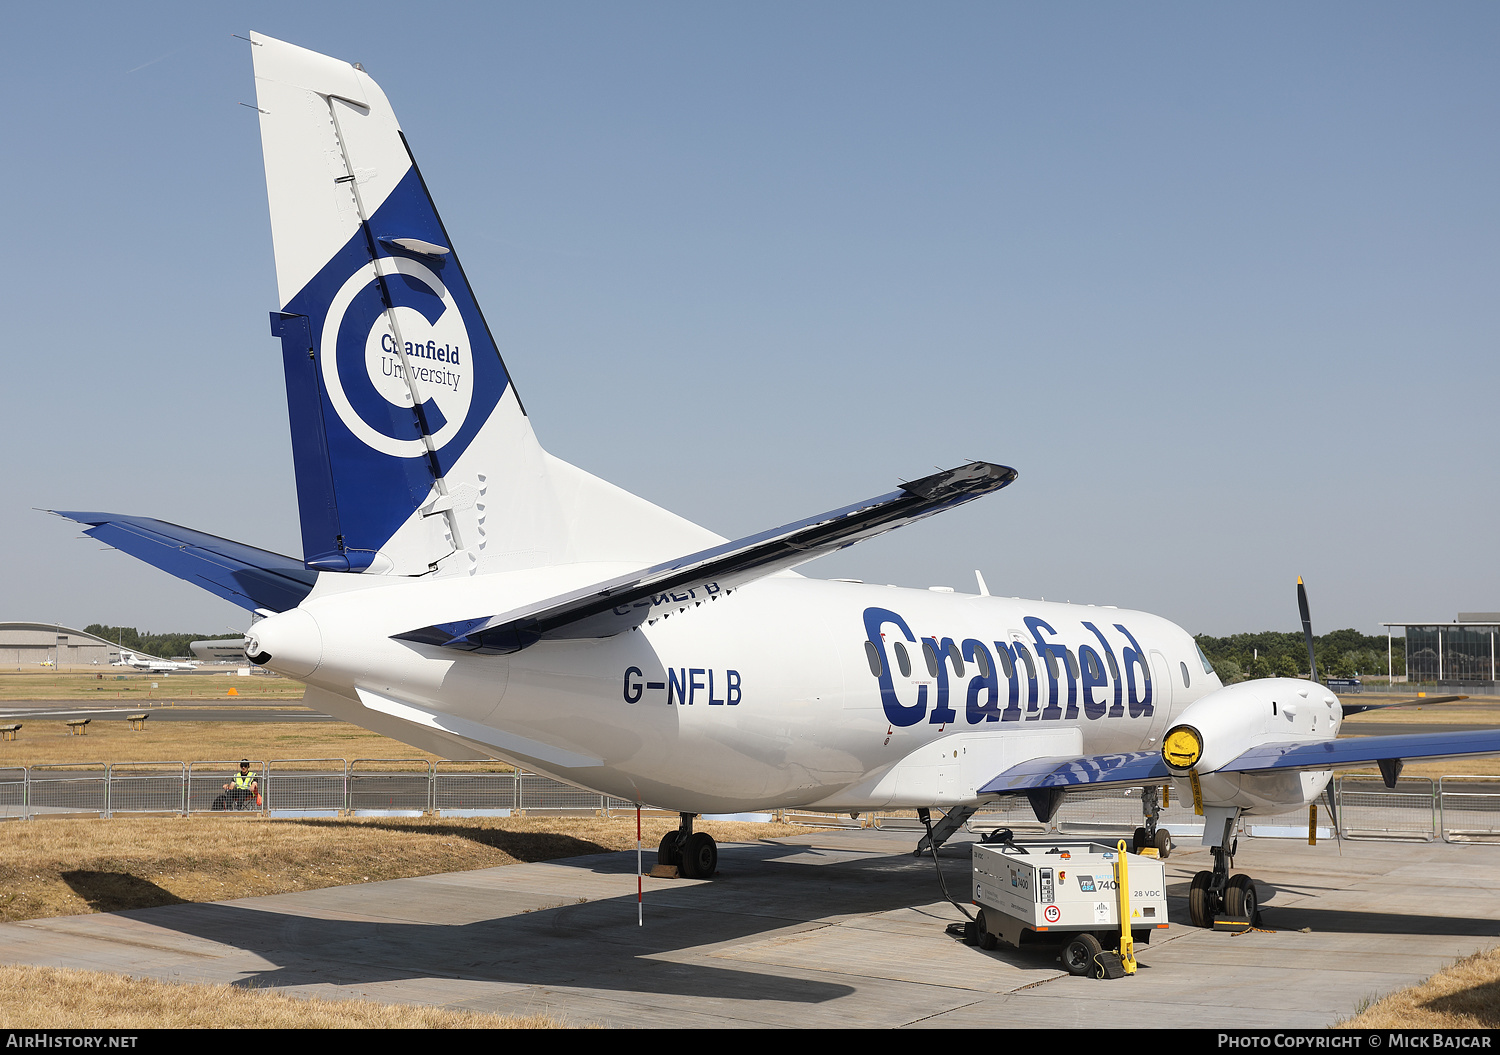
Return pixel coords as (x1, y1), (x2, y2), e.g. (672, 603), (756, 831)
(1162, 726), (1202, 769)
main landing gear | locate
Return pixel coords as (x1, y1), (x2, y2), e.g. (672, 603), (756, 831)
(1132, 785), (1173, 859)
(1187, 809), (1259, 929)
(657, 813), (718, 879)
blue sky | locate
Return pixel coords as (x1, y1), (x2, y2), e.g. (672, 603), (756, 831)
(3, 2), (1497, 639)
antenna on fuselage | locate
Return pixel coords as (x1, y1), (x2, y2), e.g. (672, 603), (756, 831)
(974, 570), (991, 597)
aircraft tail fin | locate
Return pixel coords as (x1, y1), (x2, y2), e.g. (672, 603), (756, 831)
(252, 33), (716, 578)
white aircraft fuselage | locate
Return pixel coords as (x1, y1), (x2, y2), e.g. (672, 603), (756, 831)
(252, 570), (1227, 814)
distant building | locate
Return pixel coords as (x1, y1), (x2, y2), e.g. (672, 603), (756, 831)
(1382, 614), (1500, 686)
(191, 638), (248, 662)
(0, 622), (152, 667)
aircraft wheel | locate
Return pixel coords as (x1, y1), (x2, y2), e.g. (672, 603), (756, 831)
(679, 832), (718, 879)
(1062, 933), (1103, 977)
(1132, 826), (1149, 853)
(1188, 870), (1215, 928)
(975, 910), (999, 950)
(1225, 873), (1258, 923)
(1155, 829), (1173, 859)
(657, 830), (682, 867)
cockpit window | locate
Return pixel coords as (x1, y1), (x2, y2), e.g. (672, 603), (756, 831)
(1196, 641), (1216, 676)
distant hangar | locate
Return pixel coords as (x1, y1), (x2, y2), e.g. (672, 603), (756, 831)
(0, 622), (139, 667)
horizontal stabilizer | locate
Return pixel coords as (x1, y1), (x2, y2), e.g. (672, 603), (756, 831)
(397, 460), (1017, 653)
(51, 512), (317, 613)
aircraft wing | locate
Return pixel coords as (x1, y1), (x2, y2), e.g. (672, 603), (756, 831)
(51, 511), (318, 613)
(397, 460), (1017, 654)
(979, 729), (1500, 796)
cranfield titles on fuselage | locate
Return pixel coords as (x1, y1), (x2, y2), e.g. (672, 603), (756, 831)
(862, 605), (1196, 729)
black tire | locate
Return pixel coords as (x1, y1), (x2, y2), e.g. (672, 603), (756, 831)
(975, 910), (999, 951)
(1225, 873), (1258, 922)
(1189, 870), (1215, 928)
(657, 830), (682, 867)
(211, 794), (228, 811)
(1132, 826), (1149, 853)
(1155, 828), (1173, 859)
(679, 832), (718, 879)
(1062, 933), (1103, 977)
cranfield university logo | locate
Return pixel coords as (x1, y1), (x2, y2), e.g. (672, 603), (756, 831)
(320, 256), (473, 458)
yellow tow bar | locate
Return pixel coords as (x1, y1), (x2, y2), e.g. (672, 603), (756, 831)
(1115, 840), (1137, 976)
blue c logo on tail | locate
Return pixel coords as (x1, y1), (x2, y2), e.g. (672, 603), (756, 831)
(321, 256), (474, 457)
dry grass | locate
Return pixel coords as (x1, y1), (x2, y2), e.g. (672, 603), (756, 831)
(1337, 695), (1500, 778)
(0, 719), (459, 768)
(0, 813), (819, 923)
(1338, 947), (1500, 1029)
(0, 669), (304, 701)
(0, 964), (569, 1028)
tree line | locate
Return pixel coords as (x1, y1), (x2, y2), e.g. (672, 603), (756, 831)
(1194, 628), (1402, 683)
(85, 625), (231, 662)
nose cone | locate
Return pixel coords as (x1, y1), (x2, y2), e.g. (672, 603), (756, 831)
(244, 608), (323, 679)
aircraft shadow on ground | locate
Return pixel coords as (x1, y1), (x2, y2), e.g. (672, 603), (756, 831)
(114, 841), (999, 1002)
(61, 871), (190, 914)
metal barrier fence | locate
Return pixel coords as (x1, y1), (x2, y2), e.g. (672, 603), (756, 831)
(2, 765), (1499, 843)
(1440, 776), (1500, 843)
(0, 760), (643, 819)
(0, 767), (25, 821)
(266, 759), (346, 813)
(1337, 776), (1437, 840)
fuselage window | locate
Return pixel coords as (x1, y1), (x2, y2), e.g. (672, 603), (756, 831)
(1082, 649), (1103, 681)
(922, 641), (939, 678)
(1044, 650), (1059, 680)
(894, 641), (912, 678)
(1180, 661), (1191, 688)
(1014, 642), (1036, 681)
(996, 645), (1015, 679)
(1064, 649), (1080, 681)
(975, 648), (991, 679)
(864, 640), (883, 678)
(947, 641), (965, 678)
(1105, 648), (1120, 682)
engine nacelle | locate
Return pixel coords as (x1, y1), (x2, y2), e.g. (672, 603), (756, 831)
(1160, 677), (1342, 814)
(1161, 677), (1341, 775)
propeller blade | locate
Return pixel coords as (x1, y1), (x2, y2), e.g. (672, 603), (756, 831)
(1297, 576), (1317, 681)
(1341, 694), (1468, 717)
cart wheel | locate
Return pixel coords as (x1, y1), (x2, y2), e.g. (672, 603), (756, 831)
(975, 910), (999, 951)
(1155, 828), (1173, 859)
(1062, 933), (1103, 977)
(1189, 870), (1215, 928)
(1132, 826), (1149, 852)
(1226, 873), (1258, 923)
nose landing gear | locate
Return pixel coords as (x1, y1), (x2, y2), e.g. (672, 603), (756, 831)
(1186, 809), (1259, 929)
